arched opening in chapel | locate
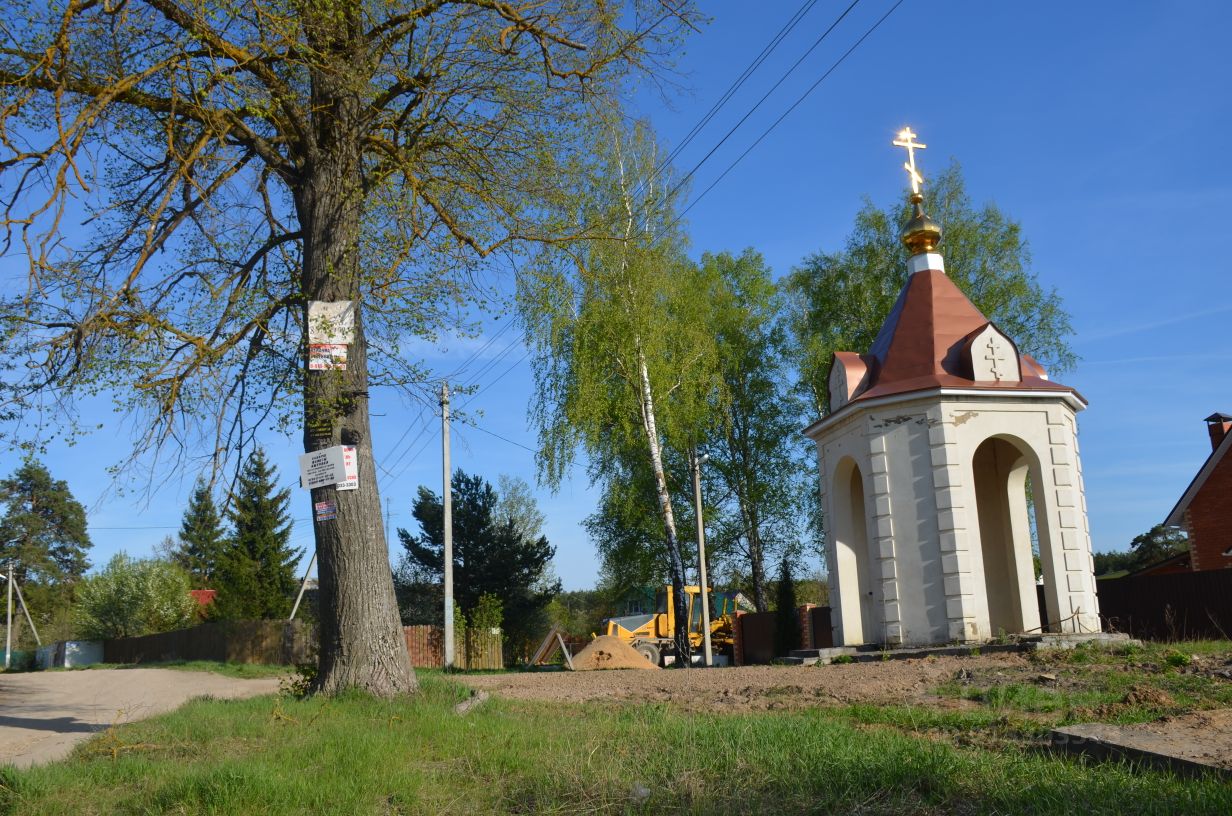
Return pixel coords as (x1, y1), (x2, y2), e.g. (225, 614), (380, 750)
(831, 457), (879, 644)
(970, 436), (1049, 636)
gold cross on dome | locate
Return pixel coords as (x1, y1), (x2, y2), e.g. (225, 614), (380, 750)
(892, 127), (927, 195)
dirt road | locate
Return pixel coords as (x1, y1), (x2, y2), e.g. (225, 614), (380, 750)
(0, 668), (281, 768)
(459, 652), (1032, 711)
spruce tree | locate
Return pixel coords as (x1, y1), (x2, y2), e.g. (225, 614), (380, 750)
(212, 448), (301, 620)
(773, 556), (802, 658)
(401, 471), (560, 657)
(176, 480), (227, 588)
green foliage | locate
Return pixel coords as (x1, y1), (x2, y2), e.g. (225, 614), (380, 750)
(519, 123), (724, 654)
(1128, 525), (1189, 569)
(784, 163), (1076, 415)
(772, 557), (801, 658)
(1095, 525), (1188, 576)
(60, 660), (288, 679)
(585, 474), (674, 591)
(1164, 650), (1192, 668)
(494, 476), (546, 543)
(471, 594), (504, 633)
(831, 654), (855, 664)
(210, 449), (301, 620)
(519, 123), (725, 491)
(74, 554), (197, 640)
(544, 589), (613, 637)
(699, 249), (819, 610)
(399, 470), (559, 658)
(175, 480), (228, 588)
(1093, 550), (1137, 576)
(0, 459), (91, 634)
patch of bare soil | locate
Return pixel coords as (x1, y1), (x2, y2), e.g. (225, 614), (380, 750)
(1059, 709), (1232, 772)
(571, 635), (659, 671)
(460, 653), (1032, 712)
(1131, 709), (1232, 770)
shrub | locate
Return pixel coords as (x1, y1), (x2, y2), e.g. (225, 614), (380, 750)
(75, 554), (198, 639)
(1163, 650), (1192, 669)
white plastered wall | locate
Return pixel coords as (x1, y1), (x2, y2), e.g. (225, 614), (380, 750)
(810, 391), (1101, 647)
(927, 396), (1100, 639)
(813, 410), (878, 647)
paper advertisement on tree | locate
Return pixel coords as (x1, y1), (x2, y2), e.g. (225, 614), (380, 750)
(299, 446), (347, 490)
(337, 445), (359, 491)
(308, 343), (348, 370)
(307, 300), (356, 344)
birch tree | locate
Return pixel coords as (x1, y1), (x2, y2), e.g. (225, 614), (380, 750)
(698, 249), (816, 611)
(0, 0), (699, 696)
(519, 122), (722, 662)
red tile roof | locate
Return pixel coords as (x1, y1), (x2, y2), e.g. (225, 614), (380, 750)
(838, 267), (1082, 408)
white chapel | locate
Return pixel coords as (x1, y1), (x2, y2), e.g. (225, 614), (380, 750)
(804, 129), (1102, 647)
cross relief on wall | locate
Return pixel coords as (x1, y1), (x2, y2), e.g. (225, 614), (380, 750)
(984, 337), (1008, 381)
(968, 325), (1017, 383)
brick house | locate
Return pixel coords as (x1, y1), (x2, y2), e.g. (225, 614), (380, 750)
(1164, 413), (1232, 571)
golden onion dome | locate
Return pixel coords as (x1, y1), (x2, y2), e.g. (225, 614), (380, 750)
(901, 192), (942, 254)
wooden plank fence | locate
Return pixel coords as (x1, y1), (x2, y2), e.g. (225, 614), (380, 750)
(102, 620), (505, 669)
(103, 620), (315, 665)
(1098, 570), (1232, 640)
(402, 625), (503, 670)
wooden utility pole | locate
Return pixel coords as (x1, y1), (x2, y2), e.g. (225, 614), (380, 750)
(441, 382), (454, 669)
(289, 552), (317, 621)
(13, 580), (39, 647)
(384, 497), (392, 546)
(691, 451), (713, 667)
(5, 563), (12, 670)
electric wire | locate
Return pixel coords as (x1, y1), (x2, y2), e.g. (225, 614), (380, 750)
(663, 0), (822, 169)
(670, 0), (905, 228)
(624, 0), (826, 209)
(661, 0), (862, 210)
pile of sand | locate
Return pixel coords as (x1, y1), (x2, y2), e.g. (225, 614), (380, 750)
(570, 635), (660, 671)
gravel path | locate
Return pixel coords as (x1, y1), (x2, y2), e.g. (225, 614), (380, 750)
(0, 668), (282, 768)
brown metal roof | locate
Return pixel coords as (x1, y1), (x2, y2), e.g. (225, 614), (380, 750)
(839, 268), (1081, 407)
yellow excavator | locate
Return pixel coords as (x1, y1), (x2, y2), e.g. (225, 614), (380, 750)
(603, 585), (745, 666)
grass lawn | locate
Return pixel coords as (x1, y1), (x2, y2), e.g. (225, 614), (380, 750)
(1, 670), (1229, 815)
(933, 640), (1232, 725)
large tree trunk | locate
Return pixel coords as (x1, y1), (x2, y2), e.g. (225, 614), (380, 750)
(297, 10), (415, 697)
(636, 350), (691, 665)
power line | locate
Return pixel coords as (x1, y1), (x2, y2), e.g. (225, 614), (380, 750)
(574, 0), (862, 245)
(442, 317), (517, 381)
(671, 0), (905, 227)
(664, 0), (862, 206)
(380, 411), (433, 478)
(377, 409), (432, 476)
(468, 350), (529, 402)
(391, 423), (441, 482)
(460, 330), (525, 392)
(630, 0), (827, 208)
(664, 0), (823, 170)
(457, 421), (539, 455)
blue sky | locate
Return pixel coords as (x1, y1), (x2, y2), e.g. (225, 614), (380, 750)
(5, 1), (1230, 590)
